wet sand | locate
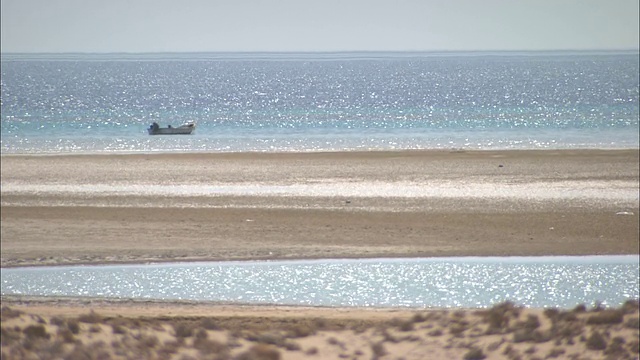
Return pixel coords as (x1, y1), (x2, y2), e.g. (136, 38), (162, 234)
(1, 149), (639, 359)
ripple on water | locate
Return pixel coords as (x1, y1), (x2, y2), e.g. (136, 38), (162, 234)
(1, 256), (638, 308)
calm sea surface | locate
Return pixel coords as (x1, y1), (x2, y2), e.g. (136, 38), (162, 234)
(1, 51), (638, 154)
(2, 256), (638, 309)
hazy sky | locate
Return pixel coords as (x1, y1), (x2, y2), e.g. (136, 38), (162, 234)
(1, 0), (638, 53)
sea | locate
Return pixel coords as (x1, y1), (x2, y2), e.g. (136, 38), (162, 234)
(1, 51), (638, 154)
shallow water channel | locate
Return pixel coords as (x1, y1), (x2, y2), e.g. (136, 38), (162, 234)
(2, 256), (638, 309)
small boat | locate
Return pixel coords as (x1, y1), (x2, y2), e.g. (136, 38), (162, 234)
(148, 122), (195, 135)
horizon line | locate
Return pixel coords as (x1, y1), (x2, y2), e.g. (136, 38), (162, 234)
(1, 48), (639, 56)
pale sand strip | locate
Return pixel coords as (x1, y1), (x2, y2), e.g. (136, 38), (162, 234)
(2, 149), (639, 187)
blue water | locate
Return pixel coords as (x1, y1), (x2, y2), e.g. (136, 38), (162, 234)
(1, 51), (638, 154)
(2, 256), (638, 309)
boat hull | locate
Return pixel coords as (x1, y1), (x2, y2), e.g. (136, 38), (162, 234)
(148, 123), (195, 135)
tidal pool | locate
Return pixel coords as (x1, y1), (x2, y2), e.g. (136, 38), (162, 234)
(2, 256), (638, 308)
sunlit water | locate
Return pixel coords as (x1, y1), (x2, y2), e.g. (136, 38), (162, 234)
(2, 52), (638, 154)
(2, 256), (638, 308)
(2, 53), (638, 309)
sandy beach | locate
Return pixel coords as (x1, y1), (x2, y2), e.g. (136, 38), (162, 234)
(1, 149), (639, 359)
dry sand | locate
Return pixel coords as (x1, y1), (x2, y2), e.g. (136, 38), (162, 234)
(2, 299), (639, 359)
(1, 149), (639, 359)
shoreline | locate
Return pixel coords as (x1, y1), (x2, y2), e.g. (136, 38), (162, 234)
(2, 253), (639, 270)
(2, 147), (638, 157)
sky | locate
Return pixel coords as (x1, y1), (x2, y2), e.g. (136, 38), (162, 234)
(1, 0), (638, 53)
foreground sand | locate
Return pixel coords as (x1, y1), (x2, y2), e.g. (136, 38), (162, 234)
(2, 299), (639, 359)
(1, 149), (639, 359)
